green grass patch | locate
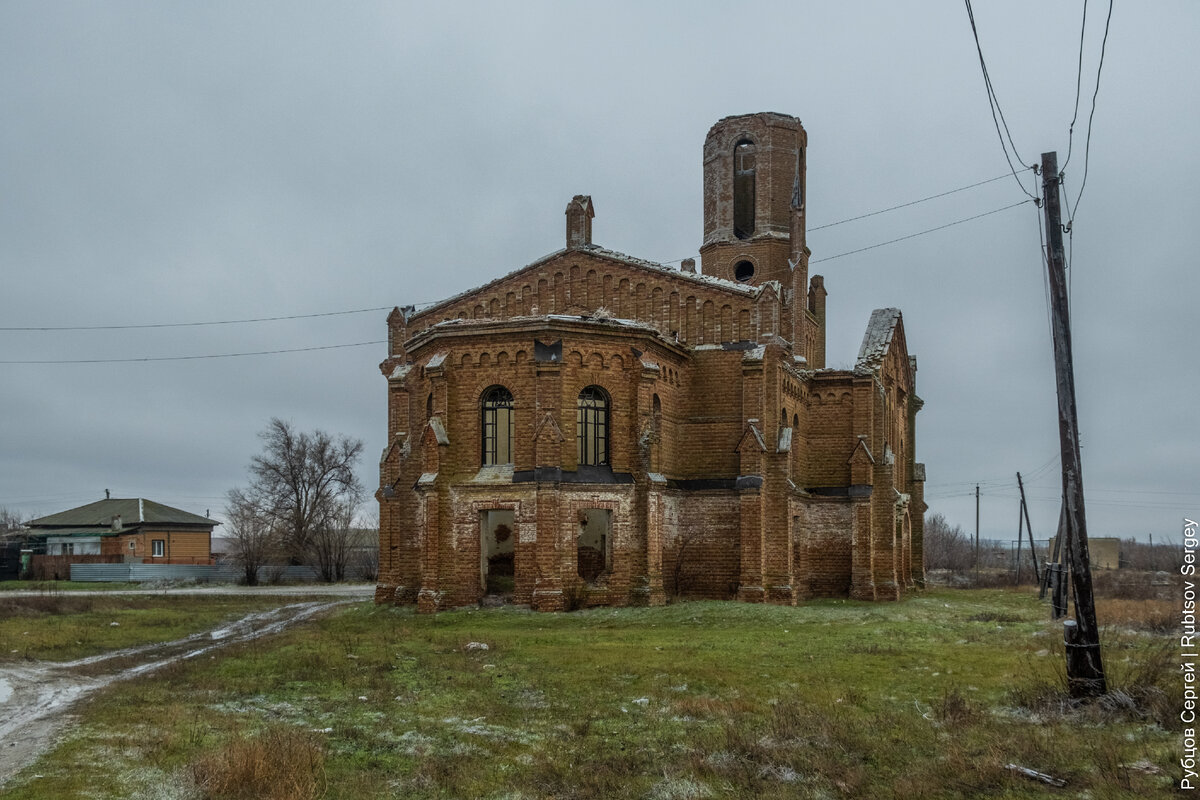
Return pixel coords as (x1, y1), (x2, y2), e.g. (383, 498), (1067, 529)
(0, 580), (144, 592)
(3, 589), (1179, 798)
(0, 594), (289, 662)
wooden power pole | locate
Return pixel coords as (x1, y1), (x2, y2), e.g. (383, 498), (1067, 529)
(974, 484), (980, 573)
(1017, 472), (1041, 584)
(1041, 151), (1106, 697)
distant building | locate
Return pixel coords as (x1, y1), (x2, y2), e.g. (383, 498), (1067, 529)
(376, 112), (926, 612)
(26, 497), (217, 566)
(1046, 536), (1122, 570)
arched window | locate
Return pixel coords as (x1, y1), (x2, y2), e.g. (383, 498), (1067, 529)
(733, 139), (756, 239)
(481, 386), (514, 465)
(577, 386), (609, 466)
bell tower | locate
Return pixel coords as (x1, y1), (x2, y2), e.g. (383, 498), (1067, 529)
(699, 113), (808, 290)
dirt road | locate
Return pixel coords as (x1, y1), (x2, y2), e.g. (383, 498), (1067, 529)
(0, 599), (354, 788)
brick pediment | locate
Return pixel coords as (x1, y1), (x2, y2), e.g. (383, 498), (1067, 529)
(532, 412), (565, 445)
(735, 421), (766, 453)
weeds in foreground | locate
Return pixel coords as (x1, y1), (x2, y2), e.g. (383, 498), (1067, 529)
(190, 726), (325, 800)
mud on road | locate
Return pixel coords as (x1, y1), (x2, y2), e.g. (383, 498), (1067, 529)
(0, 599), (354, 788)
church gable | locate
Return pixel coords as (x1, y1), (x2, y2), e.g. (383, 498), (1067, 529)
(406, 247), (769, 348)
(855, 308), (915, 390)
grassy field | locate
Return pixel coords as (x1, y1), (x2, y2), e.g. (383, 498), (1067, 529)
(0, 593), (291, 662)
(0, 587), (1179, 799)
(0, 580), (144, 593)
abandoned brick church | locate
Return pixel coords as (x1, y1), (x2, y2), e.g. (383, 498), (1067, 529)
(375, 112), (926, 612)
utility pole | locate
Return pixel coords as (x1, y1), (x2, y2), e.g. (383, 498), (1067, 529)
(1017, 472), (1041, 584)
(974, 484), (980, 574)
(1014, 490), (1025, 585)
(1042, 151), (1106, 697)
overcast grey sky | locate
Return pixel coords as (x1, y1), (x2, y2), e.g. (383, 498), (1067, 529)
(1, 1), (1196, 545)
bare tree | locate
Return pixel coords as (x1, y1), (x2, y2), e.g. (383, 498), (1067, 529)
(232, 418), (365, 573)
(223, 490), (279, 586)
(923, 512), (974, 572)
(0, 506), (26, 536)
(308, 501), (359, 582)
(350, 511), (380, 581)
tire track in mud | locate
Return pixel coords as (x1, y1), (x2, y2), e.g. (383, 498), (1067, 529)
(0, 599), (352, 787)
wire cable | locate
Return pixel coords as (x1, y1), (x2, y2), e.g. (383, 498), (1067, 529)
(963, 0), (1038, 200)
(808, 174), (1012, 232)
(809, 200), (1032, 265)
(1070, 0), (1114, 221)
(0, 306), (393, 332)
(0, 340), (386, 365)
(659, 173), (1019, 264)
(1061, 0), (1090, 173)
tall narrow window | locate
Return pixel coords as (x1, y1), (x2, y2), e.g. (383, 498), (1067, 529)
(481, 386), (514, 465)
(577, 386), (609, 466)
(733, 139), (756, 239)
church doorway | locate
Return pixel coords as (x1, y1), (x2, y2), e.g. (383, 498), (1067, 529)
(480, 510), (515, 596)
(577, 508), (612, 584)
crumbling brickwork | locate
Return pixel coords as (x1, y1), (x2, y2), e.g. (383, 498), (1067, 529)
(376, 113), (926, 612)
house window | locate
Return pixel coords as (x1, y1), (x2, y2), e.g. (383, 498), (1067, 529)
(577, 386), (609, 466)
(481, 385), (514, 465)
(151, 539), (165, 558)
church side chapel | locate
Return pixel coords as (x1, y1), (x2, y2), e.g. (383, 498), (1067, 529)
(375, 112), (926, 613)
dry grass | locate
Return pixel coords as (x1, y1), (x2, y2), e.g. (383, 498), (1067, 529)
(190, 726), (325, 800)
(0, 593), (95, 616)
(1096, 596), (1174, 633)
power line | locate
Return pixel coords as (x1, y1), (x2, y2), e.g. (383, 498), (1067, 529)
(1069, 0), (1114, 222)
(807, 174), (1012, 232)
(0, 340), (386, 365)
(809, 200), (1032, 265)
(962, 0), (1038, 200)
(659, 172), (1018, 265)
(0, 305), (393, 332)
(1061, 0), (1090, 173)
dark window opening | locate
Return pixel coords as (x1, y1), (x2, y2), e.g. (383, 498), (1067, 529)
(577, 386), (609, 466)
(480, 509), (515, 595)
(481, 386), (514, 465)
(734, 260), (755, 282)
(734, 139), (756, 239)
(577, 508), (612, 583)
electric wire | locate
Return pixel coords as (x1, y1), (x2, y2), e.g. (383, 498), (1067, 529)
(659, 172), (1018, 264)
(0, 340), (386, 365)
(807, 173), (1011, 231)
(1061, 0), (1090, 173)
(1034, 166), (1056, 344)
(1070, 0), (1114, 222)
(962, 0), (1038, 200)
(808, 200), (1032, 265)
(0, 306), (393, 332)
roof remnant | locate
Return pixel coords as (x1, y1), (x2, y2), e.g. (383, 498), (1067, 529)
(856, 308), (902, 372)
